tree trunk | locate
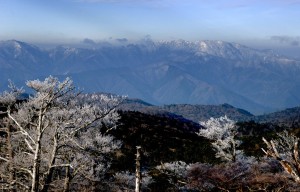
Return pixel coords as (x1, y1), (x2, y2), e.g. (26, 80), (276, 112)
(63, 166), (71, 192)
(135, 146), (141, 192)
(231, 138), (236, 162)
(31, 133), (41, 192)
(40, 135), (58, 192)
(6, 120), (16, 192)
(31, 110), (43, 192)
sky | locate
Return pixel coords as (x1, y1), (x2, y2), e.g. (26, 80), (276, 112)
(1, 0), (300, 55)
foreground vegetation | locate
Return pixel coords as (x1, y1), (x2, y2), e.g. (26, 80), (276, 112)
(1, 76), (300, 191)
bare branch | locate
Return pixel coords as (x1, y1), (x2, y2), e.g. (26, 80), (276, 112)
(7, 110), (36, 145)
(51, 164), (73, 169)
(271, 140), (280, 157)
(23, 151), (34, 157)
(25, 139), (35, 153)
(262, 133), (300, 184)
(0, 156), (9, 162)
(19, 167), (33, 178)
(13, 180), (30, 190)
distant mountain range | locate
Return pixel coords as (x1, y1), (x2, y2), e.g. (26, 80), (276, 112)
(1, 39), (300, 114)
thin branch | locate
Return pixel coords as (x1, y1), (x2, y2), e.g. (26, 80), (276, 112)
(177, 180), (188, 185)
(19, 167), (33, 178)
(7, 110), (36, 145)
(0, 156), (9, 162)
(69, 138), (85, 150)
(0, 111), (7, 115)
(28, 122), (38, 127)
(71, 163), (87, 178)
(0, 127), (8, 132)
(70, 119), (97, 135)
(51, 164), (73, 169)
(25, 138), (35, 153)
(70, 107), (116, 135)
(13, 179), (30, 190)
(271, 140), (280, 157)
(104, 125), (117, 134)
(261, 148), (268, 155)
(41, 119), (51, 133)
(23, 151), (34, 157)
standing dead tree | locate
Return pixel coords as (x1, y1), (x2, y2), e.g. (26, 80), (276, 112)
(262, 131), (300, 183)
(135, 146), (141, 192)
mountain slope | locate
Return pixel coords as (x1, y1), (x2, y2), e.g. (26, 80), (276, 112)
(110, 110), (216, 172)
(255, 106), (300, 128)
(0, 40), (50, 87)
(1, 39), (300, 114)
(118, 99), (254, 122)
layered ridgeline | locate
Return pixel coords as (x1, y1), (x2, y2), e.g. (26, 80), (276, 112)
(1, 39), (300, 114)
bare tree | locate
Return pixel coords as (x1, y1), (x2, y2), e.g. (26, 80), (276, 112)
(197, 116), (243, 162)
(0, 76), (122, 191)
(262, 131), (300, 183)
(135, 146), (141, 192)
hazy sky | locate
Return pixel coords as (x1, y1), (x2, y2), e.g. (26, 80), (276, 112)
(1, 0), (300, 51)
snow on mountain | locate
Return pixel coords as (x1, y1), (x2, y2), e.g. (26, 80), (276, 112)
(0, 39), (300, 114)
(0, 40), (51, 88)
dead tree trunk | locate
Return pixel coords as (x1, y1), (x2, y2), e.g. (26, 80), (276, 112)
(135, 146), (141, 192)
(6, 120), (16, 192)
(31, 134), (41, 192)
(40, 134), (58, 192)
(63, 166), (71, 192)
(31, 110), (44, 192)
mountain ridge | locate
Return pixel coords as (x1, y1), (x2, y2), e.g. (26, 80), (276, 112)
(1, 39), (300, 114)
(119, 98), (300, 128)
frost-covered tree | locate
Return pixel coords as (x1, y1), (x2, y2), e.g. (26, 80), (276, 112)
(0, 76), (122, 191)
(262, 131), (300, 183)
(197, 116), (243, 162)
(155, 161), (190, 190)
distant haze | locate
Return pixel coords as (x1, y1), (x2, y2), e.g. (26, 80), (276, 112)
(1, 0), (300, 57)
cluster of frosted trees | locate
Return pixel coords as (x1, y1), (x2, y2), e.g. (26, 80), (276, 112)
(156, 116), (300, 191)
(0, 77), (122, 191)
(2, 76), (300, 191)
(198, 116), (300, 186)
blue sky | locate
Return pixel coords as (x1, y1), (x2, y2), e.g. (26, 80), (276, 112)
(1, 0), (300, 52)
